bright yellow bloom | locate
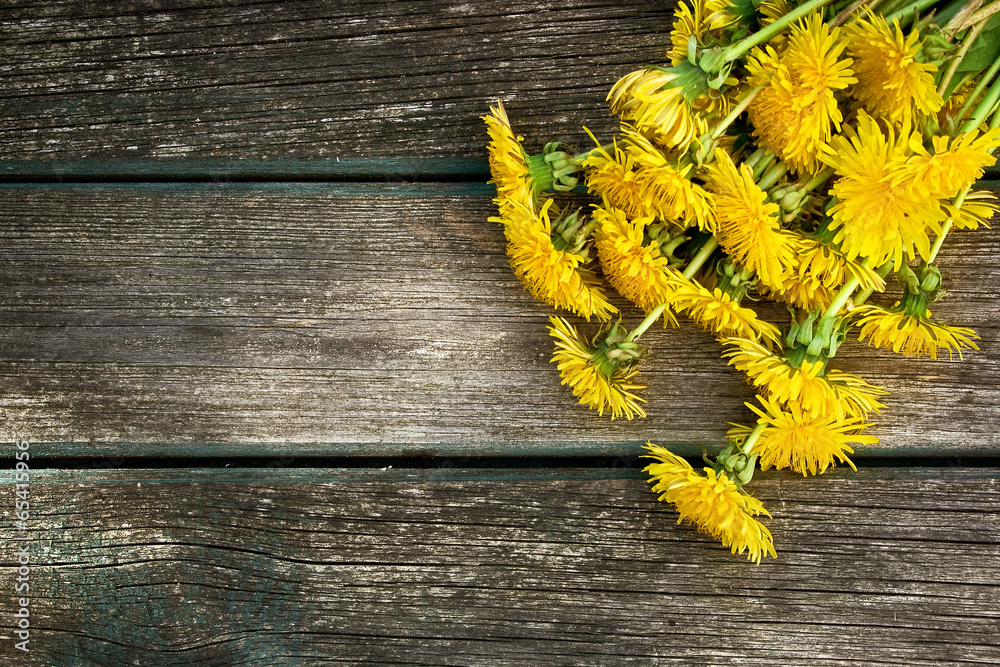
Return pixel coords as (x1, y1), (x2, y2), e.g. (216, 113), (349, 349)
(703, 148), (798, 290)
(483, 100), (535, 206)
(894, 128), (1000, 200)
(822, 113), (945, 269)
(621, 127), (717, 231)
(733, 397), (878, 476)
(945, 190), (1000, 230)
(766, 235), (886, 310)
(668, 0), (736, 66)
(591, 204), (679, 322)
(608, 68), (708, 150)
(583, 140), (652, 220)
(747, 14), (855, 174)
(496, 198), (616, 321)
(722, 337), (887, 419)
(549, 317), (647, 419)
(854, 304), (980, 360)
(668, 273), (782, 346)
(643, 444), (776, 565)
(844, 14), (942, 125)
(582, 130), (715, 231)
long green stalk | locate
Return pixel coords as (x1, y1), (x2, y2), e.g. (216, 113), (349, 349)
(721, 0), (837, 62)
(625, 237), (720, 342)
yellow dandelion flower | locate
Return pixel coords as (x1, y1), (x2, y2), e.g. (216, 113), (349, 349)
(608, 67), (709, 150)
(643, 443), (776, 565)
(591, 204), (679, 322)
(621, 127), (716, 231)
(496, 198), (616, 321)
(667, 273), (782, 346)
(944, 190), (999, 231)
(668, 0), (736, 66)
(894, 128), (1000, 200)
(844, 14), (942, 124)
(767, 234), (885, 310)
(703, 148), (798, 290)
(722, 337), (887, 419)
(854, 304), (980, 360)
(483, 100), (535, 206)
(548, 317), (647, 420)
(766, 272), (836, 311)
(747, 14), (855, 174)
(822, 112), (945, 269)
(733, 396), (878, 476)
(582, 140), (653, 220)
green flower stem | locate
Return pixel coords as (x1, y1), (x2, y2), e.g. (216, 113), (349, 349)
(950, 0), (1000, 31)
(625, 237), (720, 342)
(957, 56), (1000, 121)
(739, 421), (766, 457)
(721, 0), (837, 63)
(944, 0), (986, 33)
(936, 0), (976, 27)
(823, 275), (862, 321)
(927, 185), (972, 264)
(707, 87), (762, 143)
(938, 19), (986, 96)
(884, 0), (941, 24)
(694, 87), (761, 166)
(570, 143), (615, 166)
(757, 160), (789, 190)
(960, 69), (1000, 133)
(804, 166), (836, 194)
(853, 262), (894, 306)
(832, 0), (879, 27)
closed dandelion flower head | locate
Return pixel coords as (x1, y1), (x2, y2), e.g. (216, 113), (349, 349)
(608, 67), (709, 151)
(722, 337), (887, 419)
(844, 14), (942, 125)
(643, 444), (776, 565)
(734, 397), (878, 476)
(854, 304), (980, 360)
(822, 113), (945, 270)
(484, 100), (535, 206)
(668, 273), (782, 346)
(704, 148), (798, 290)
(548, 317), (647, 420)
(747, 14), (855, 174)
(592, 204), (680, 320)
(497, 198), (616, 322)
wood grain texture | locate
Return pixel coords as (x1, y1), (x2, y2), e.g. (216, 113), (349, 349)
(0, 0), (676, 167)
(0, 466), (998, 665)
(1, 183), (1000, 457)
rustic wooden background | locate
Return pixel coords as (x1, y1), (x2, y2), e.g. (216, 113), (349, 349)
(1, 1), (999, 664)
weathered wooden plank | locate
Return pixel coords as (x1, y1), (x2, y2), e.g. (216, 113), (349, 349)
(0, 466), (997, 664)
(2, 182), (999, 457)
(0, 0), (676, 169)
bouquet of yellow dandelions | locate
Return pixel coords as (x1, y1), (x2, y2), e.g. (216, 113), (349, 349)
(485, 0), (1000, 564)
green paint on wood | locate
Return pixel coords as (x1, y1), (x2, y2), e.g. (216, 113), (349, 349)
(0, 158), (490, 182)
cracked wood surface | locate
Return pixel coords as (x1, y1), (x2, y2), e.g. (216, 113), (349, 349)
(1, 466), (998, 665)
